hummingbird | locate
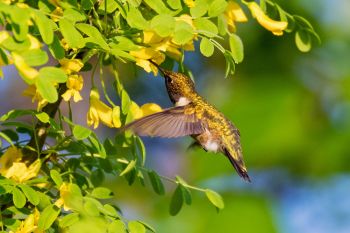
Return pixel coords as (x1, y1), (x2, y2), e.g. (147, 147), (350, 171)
(123, 66), (250, 182)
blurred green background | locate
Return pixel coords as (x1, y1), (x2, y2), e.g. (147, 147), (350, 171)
(1, 0), (350, 232)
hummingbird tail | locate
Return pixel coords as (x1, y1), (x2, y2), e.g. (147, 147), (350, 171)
(224, 148), (251, 182)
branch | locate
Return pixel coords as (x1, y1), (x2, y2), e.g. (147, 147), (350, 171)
(22, 84), (67, 162)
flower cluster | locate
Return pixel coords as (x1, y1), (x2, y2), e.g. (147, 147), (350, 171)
(0, 147), (41, 183)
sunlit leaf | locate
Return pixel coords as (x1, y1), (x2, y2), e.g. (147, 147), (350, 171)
(205, 189), (224, 209)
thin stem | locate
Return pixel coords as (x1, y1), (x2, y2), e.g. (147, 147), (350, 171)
(99, 57), (116, 107)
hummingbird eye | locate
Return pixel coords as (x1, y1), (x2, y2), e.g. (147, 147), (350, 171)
(166, 77), (173, 84)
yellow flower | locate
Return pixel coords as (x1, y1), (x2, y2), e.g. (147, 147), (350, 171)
(87, 89), (121, 128)
(0, 147), (41, 183)
(12, 52), (39, 81)
(28, 35), (42, 50)
(130, 47), (165, 76)
(224, 1), (248, 32)
(55, 182), (71, 211)
(12, 208), (42, 233)
(62, 74), (83, 102)
(248, 2), (287, 36)
(51, 7), (63, 22)
(59, 58), (84, 74)
(184, 0), (195, 8)
(5, 160), (41, 183)
(23, 85), (48, 110)
(0, 146), (23, 175)
(0, 31), (10, 44)
(141, 103), (162, 116)
(129, 102), (162, 120)
(60, 38), (70, 51)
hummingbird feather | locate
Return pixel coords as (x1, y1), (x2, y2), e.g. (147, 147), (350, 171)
(122, 106), (205, 138)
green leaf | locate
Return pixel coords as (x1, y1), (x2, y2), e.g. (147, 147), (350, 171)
(111, 37), (138, 51)
(59, 213), (80, 228)
(229, 34), (244, 63)
(127, 8), (149, 30)
(12, 187), (26, 208)
(83, 198), (100, 217)
(38, 204), (61, 230)
(208, 0), (227, 17)
(63, 8), (87, 22)
(151, 14), (175, 37)
(169, 185), (184, 216)
(82, 0), (96, 10)
(148, 171), (165, 195)
(36, 112), (50, 123)
(101, 204), (119, 217)
(18, 184), (39, 206)
(167, 0), (181, 9)
(99, 0), (119, 13)
(110, 48), (136, 61)
(205, 189), (224, 209)
(91, 169), (105, 187)
(295, 30), (311, 52)
(10, 7), (30, 41)
(121, 90), (131, 115)
(76, 23), (110, 50)
(224, 50), (236, 78)
(200, 38), (214, 57)
(127, 0), (142, 7)
(35, 77), (57, 103)
(144, 0), (172, 14)
(50, 170), (63, 186)
(19, 49), (48, 67)
(193, 18), (218, 37)
(135, 136), (146, 166)
(108, 220), (126, 233)
(0, 129), (18, 142)
(32, 10), (54, 44)
(73, 125), (92, 140)
(59, 18), (85, 49)
(128, 221), (145, 233)
(39, 67), (68, 83)
(91, 187), (113, 199)
(0, 131), (14, 146)
(181, 185), (192, 205)
(136, 221), (155, 233)
(190, 0), (208, 18)
(119, 160), (136, 176)
(49, 35), (65, 60)
(172, 21), (194, 45)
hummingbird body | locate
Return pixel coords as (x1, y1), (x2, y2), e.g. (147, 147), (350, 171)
(124, 69), (250, 181)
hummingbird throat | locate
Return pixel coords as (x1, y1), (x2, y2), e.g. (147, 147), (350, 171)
(175, 97), (191, 106)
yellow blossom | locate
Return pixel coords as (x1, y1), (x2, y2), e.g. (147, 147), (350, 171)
(23, 85), (48, 110)
(5, 160), (41, 183)
(87, 89), (121, 128)
(224, 1), (248, 32)
(62, 74), (83, 102)
(141, 103), (162, 116)
(129, 102), (162, 120)
(12, 53), (39, 80)
(248, 2), (287, 36)
(55, 182), (71, 211)
(130, 47), (165, 75)
(0, 147), (41, 183)
(112, 106), (121, 128)
(60, 38), (70, 51)
(28, 35), (42, 50)
(59, 58), (84, 74)
(0, 146), (23, 175)
(0, 31), (10, 44)
(51, 7), (63, 22)
(184, 0), (195, 8)
(12, 208), (43, 233)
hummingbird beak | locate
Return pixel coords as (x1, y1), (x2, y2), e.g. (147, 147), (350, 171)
(148, 60), (169, 78)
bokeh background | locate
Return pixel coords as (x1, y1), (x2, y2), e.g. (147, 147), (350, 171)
(1, 0), (350, 232)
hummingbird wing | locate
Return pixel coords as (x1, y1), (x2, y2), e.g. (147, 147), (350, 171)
(122, 105), (205, 138)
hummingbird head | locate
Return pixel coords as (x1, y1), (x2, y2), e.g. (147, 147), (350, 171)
(159, 68), (196, 104)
